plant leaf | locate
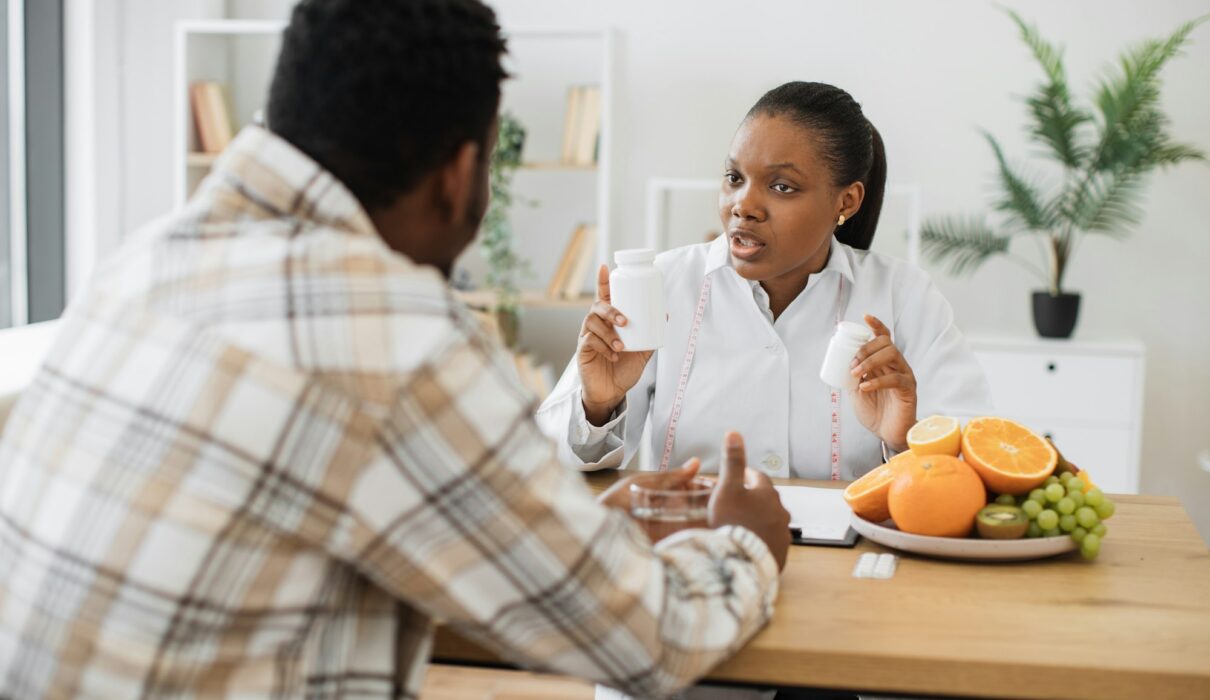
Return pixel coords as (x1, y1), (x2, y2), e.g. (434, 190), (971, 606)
(1004, 8), (1092, 167)
(920, 216), (1013, 276)
(1144, 141), (1207, 168)
(1090, 15), (1208, 172)
(984, 132), (1052, 231)
(1066, 171), (1144, 236)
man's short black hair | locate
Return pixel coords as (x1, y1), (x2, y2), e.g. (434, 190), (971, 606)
(267, 0), (508, 210)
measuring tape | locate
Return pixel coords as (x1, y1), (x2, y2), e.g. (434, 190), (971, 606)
(659, 275), (713, 471)
(659, 272), (850, 480)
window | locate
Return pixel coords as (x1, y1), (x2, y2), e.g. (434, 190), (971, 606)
(1, 0), (65, 330)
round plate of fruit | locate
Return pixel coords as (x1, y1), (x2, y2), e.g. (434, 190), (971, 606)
(844, 416), (1116, 562)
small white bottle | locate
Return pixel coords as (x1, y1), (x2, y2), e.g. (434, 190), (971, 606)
(819, 321), (874, 391)
(610, 249), (666, 351)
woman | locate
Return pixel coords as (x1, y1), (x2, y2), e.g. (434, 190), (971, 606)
(537, 81), (992, 479)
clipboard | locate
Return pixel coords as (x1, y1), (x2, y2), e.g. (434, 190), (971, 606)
(774, 485), (862, 548)
(791, 525), (860, 548)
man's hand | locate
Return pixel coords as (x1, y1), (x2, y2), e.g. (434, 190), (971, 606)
(708, 432), (791, 571)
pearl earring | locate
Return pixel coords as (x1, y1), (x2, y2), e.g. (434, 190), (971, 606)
(837, 214), (846, 226)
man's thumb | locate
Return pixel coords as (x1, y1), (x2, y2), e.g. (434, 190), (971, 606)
(718, 432), (746, 491)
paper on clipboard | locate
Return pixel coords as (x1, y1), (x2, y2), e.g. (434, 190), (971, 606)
(774, 485), (853, 541)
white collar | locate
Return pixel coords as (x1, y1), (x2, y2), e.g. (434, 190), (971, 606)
(703, 234), (856, 284)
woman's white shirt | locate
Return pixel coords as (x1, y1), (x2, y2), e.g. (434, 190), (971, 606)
(535, 235), (993, 479)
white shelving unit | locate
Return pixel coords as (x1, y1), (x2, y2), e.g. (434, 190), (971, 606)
(173, 20), (285, 209)
(174, 21), (616, 305)
(454, 28), (615, 306)
(171, 20), (615, 379)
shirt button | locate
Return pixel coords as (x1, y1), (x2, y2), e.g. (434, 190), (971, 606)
(763, 454), (783, 470)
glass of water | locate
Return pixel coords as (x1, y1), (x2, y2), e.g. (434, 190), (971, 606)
(630, 477), (714, 543)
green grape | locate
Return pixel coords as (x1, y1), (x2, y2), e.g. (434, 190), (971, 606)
(1057, 497), (1075, 515)
(1059, 514), (1077, 532)
(1059, 471), (1074, 484)
(1086, 488), (1105, 508)
(1091, 523), (1107, 538)
(1045, 484), (1065, 503)
(1076, 507), (1099, 529)
(1095, 499), (1116, 520)
(1042, 528), (1062, 538)
(1022, 500), (1043, 519)
(1029, 489), (1047, 505)
(1066, 480), (1084, 496)
(1081, 533), (1102, 559)
(1036, 509), (1059, 531)
(1026, 522), (1042, 538)
(1071, 526), (1088, 542)
(1067, 489), (1085, 508)
(1045, 476), (1060, 486)
(995, 493), (1016, 506)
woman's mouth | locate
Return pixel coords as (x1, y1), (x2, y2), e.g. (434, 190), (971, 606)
(729, 231), (767, 261)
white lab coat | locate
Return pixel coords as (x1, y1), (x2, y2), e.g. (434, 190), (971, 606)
(536, 235), (993, 478)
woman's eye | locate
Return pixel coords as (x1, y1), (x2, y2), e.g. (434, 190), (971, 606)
(724, 173), (741, 185)
(772, 183), (795, 194)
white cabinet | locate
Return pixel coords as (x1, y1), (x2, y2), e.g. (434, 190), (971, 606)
(967, 337), (1145, 495)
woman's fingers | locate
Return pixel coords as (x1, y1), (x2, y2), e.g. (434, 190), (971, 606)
(580, 332), (619, 362)
(589, 300), (627, 328)
(858, 372), (914, 393)
(852, 335), (892, 366)
(595, 264), (613, 304)
(864, 314), (891, 338)
(852, 345), (902, 378)
(584, 314), (624, 352)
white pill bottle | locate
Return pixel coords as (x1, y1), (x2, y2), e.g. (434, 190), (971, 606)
(819, 321), (874, 391)
(609, 248), (666, 351)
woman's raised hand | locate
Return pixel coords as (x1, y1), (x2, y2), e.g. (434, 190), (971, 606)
(849, 314), (918, 452)
(578, 264), (654, 425)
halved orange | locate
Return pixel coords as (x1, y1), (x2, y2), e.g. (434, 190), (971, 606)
(907, 415), (961, 457)
(960, 417), (1057, 495)
(843, 452), (917, 523)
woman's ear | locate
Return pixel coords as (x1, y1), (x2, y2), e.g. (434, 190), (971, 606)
(438, 141), (481, 226)
(838, 181), (866, 222)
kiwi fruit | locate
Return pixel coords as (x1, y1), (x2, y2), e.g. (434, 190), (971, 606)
(976, 504), (1029, 539)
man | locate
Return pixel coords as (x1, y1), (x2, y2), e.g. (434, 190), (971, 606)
(0, 0), (790, 697)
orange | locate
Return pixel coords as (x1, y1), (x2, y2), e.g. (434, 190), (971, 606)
(843, 452), (917, 523)
(906, 415), (962, 457)
(960, 417), (1058, 495)
(888, 455), (986, 537)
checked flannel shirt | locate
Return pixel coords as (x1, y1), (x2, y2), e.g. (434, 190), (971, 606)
(0, 126), (778, 699)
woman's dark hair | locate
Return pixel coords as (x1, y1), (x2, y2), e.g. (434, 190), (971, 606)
(267, 0), (508, 211)
(746, 81), (886, 250)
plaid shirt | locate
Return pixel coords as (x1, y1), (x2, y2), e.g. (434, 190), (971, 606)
(0, 127), (778, 699)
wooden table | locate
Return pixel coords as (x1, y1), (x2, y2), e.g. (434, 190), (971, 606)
(433, 471), (1210, 699)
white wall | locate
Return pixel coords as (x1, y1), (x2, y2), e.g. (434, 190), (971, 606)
(82, 0), (1210, 540)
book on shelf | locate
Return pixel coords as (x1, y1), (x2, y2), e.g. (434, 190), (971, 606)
(190, 81), (236, 154)
(546, 224), (597, 300)
(560, 85), (601, 166)
(513, 353), (554, 400)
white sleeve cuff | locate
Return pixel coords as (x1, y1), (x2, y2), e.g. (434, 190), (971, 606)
(570, 393), (628, 447)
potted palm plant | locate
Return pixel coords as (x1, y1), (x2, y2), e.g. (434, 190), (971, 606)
(479, 111), (531, 348)
(922, 11), (1206, 338)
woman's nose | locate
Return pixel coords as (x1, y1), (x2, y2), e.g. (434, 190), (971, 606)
(731, 190), (764, 221)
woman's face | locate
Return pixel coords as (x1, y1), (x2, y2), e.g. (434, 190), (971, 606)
(718, 113), (863, 284)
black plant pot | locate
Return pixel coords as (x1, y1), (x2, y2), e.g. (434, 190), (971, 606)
(1032, 291), (1081, 339)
